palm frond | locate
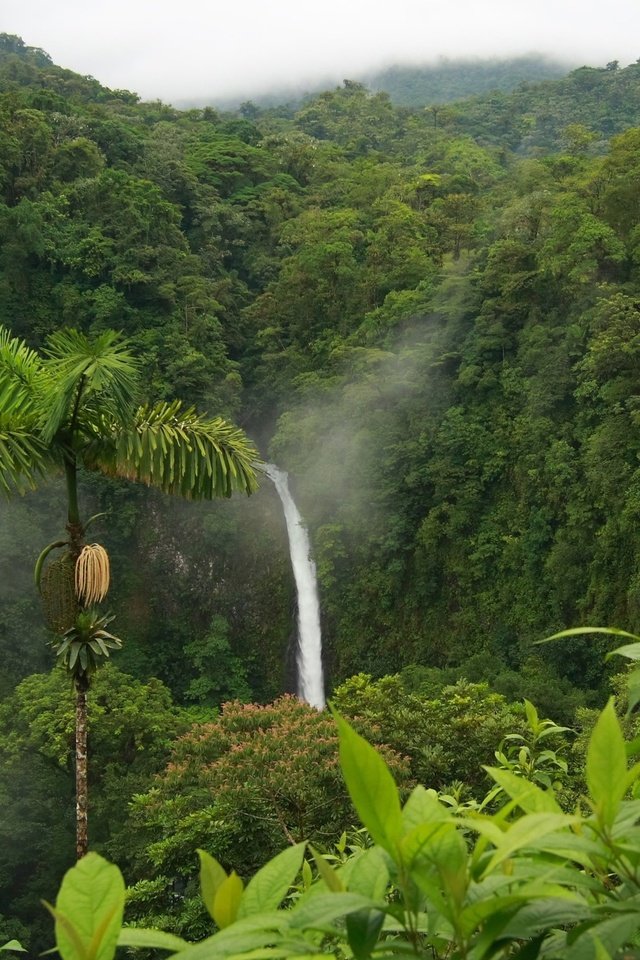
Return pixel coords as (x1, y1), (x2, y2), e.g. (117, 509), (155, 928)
(40, 328), (140, 444)
(0, 418), (49, 495)
(0, 326), (44, 421)
(87, 400), (259, 498)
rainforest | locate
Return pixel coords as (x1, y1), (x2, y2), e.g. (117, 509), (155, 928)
(3, 32), (640, 958)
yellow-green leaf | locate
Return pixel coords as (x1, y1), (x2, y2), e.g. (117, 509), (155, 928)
(213, 871), (244, 929)
(197, 849), (227, 921)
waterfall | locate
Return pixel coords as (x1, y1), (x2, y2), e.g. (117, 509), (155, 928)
(263, 464), (325, 710)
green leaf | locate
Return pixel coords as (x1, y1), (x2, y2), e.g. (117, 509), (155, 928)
(483, 813), (577, 872)
(586, 699), (627, 827)
(484, 767), (562, 814)
(310, 847), (343, 892)
(0, 943), (26, 953)
(331, 708), (403, 854)
(197, 848), (227, 920)
(524, 699), (539, 728)
(117, 928), (189, 951)
(538, 626), (640, 645)
(213, 871), (244, 929)
(347, 909), (385, 960)
(288, 892), (380, 931)
(104, 400), (258, 499)
(401, 821), (468, 909)
(170, 912), (285, 960)
(41, 328), (138, 445)
(301, 860), (313, 891)
(53, 852), (125, 960)
(401, 785), (448, 833)
(500, 898), (592, 940)
(605, 642), (640, 662)
(566, 912), (640, 960)
(626, 668), (640, 715)
(346, 848), (389, 900)
(238, 843), (306, 918)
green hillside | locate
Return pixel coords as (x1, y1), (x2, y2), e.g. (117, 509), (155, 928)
(364, 54), (572, 106)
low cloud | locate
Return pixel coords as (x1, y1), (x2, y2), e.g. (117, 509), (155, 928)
(3, 0), (639, 102)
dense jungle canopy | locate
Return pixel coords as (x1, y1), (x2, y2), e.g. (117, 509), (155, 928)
(3, 33), (640, 947)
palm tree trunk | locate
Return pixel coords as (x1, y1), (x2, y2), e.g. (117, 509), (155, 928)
(75, 676), (89, 860)
(66, 453), (89, 859)
(64, 455), (84, 557)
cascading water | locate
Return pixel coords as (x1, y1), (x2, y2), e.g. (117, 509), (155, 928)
(263, 464), (325, 710)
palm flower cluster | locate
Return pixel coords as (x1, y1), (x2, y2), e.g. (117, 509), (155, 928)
(75, 544), (110, 606)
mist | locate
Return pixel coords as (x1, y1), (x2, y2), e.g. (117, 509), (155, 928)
(3, 0), (639, 102)
(268, 267), (472, 553)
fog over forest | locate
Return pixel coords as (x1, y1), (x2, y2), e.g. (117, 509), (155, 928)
(3, 0), (640, 100)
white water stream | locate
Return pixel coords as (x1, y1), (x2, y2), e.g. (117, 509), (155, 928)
(263, 464), (325, 710)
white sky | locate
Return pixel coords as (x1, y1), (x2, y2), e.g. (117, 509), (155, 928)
(3, 0), (640, 103)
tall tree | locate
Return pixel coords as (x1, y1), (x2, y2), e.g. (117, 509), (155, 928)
(0, 325), (258, 859)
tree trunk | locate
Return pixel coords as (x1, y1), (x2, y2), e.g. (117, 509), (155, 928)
(64, 455), (84, 560)
(75, 677), (89, 860)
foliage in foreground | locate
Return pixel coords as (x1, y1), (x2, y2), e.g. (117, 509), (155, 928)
(29, 684), (640, 960)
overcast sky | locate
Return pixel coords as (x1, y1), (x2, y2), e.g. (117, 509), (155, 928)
(3, 0), (640, 103)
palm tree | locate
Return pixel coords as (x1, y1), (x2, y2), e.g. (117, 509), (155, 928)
(0, 325), (258, 858)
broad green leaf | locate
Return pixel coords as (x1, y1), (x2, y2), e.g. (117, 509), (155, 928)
(117, 928), (189, 951)
(160, 912), (285, 960)
(484, 767), (562, 814)
(347, 908), (385, 960)
(611, 797), (640, 832)
(238, 843), (306, 918)
(470, 902), (535, 958)
(402, 821), (468, 909)
(593, 938), (613, 960)
(401, 821), (461, 869)
(459, 814), (506, 848)
(460, 893), (532, 939)
(213, 871), (244, 929)
(483, 813), (577, 872)
(331, 708), (403, 854)
(346, 847), (389, 900)
(534, 831), (604, 868)
(586, 699), (627, 827)
(565, 912), (640, 960)
(499, 898), (592, 940)
(197, 848), (227, 920)
(0, 943), (26, 953)
(54, 852), (125, 960)
(208, 949), (321, 960)
(605, 642), (640, 662)
(401, 785), (449, 832)
(288, 892), (381, 931)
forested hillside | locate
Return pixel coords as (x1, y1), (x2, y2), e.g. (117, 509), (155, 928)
(3, 33), (640, 946)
